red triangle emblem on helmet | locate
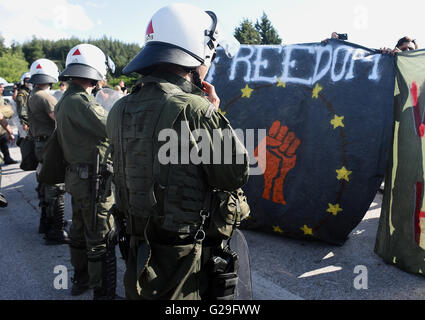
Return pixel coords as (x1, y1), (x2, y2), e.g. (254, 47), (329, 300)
(73, 49), (81, 56)
(36, 64), (42, 69)
(146, 20), (154, 35)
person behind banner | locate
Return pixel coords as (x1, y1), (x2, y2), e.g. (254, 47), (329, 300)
(322, 32), (348, 44)
(394, 36), (418, 53)
(380, 36), (418, 55)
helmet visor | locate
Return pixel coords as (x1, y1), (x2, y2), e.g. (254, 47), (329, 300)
(205, 10), (240, 58)
(107, 56), (116, 74)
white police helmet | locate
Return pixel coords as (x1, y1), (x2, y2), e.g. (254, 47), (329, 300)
(59, 44), (115, 81)
(123, 3), (240, 74)
(20, 72), (31, 85)
(29, 59), (59, 84)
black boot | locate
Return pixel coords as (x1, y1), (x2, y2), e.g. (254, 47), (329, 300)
(70, 246), (90, 296)
(45, 192), (70, 245)
(0, 135), (17, 165)
(0, 168), (7, 208)
(71, 269), (90, 296)
(38, 207), (48, 234)
(93, 239), (117, 300)
(0, 192), (7, 208)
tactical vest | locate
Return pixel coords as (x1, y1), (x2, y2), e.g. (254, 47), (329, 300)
(114, 77), (209, 235)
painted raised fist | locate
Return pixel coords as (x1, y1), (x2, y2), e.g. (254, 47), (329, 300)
(254, 121), (300, 205)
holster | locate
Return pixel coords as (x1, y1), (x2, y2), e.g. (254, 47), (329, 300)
(207, 246), (239, 300)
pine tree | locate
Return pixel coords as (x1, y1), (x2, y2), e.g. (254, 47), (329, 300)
(255, 12), (282, 45)
(0, 35), (7, 57)
(234, 19), (262, 45)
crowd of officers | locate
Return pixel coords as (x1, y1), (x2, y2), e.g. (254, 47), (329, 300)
(0, 3), (250, 300)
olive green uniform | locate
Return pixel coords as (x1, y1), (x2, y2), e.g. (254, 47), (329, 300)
(16, 87), (30, 127)
(55, 82), (114, 290)
(107, 71), (249, 300)
(28, 88), (56, 140)
(28, 88), (68, 241)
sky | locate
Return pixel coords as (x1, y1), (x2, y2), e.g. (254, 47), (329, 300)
(0, 0), (424, 50)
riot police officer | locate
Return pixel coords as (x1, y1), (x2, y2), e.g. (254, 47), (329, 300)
(107, 3), (249, 300)
(55, 44), (117, 300)
(28, 59), (69, 244)
(16, 72), (31, 132)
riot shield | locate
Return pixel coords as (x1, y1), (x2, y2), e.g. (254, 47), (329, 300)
(95, 88), (124, 112)
(230, 229), (253, 300)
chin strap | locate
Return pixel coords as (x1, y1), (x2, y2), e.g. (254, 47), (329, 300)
(190, 69), (204, 90)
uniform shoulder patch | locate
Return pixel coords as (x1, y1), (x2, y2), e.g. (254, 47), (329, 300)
(78, 92), (91, 102)
(89, 101), (106, 117)
(204, 103), (216, 119)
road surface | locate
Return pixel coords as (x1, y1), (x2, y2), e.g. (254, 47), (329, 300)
(0, 146), (424, 300)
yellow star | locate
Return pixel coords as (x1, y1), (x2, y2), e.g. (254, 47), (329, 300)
(331, 115), (344, 129)
(301, 225), (313, 236)
(276, 78), (286, 88)
(218, 108), (226, 116)
(327, 203), (343, 216)
(241, 84), (254, 98)
(312, 83), (323, 99)
(336, 166), (352, 182)
(273, 226), (284, 234)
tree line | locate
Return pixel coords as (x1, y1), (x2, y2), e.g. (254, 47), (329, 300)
(0, 12), (281, 86)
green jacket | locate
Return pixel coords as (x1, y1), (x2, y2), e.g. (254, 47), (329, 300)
(106, 71), (249, 300)
(16, 87), (30, 125)
(107, 70), (249, 234)
(28, 87), (57, 138)
(55, 82), (109, 165)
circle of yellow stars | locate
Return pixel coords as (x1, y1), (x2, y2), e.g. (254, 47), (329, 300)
(238, 78), (351, 237)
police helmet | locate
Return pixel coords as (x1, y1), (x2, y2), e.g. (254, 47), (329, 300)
(59, 44), (115, 81)
(123, 3), (240, 75)
(29, 59), (59, 85)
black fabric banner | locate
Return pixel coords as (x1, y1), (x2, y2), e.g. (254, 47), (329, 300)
(208, 39), (395, 245)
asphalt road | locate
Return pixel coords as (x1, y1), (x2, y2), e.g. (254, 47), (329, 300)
(0, 146), (424, 300)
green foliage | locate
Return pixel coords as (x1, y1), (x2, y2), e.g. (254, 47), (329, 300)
(20, 36), (141, 78)
(255, 12), (282, 45)
(108, 75), (139, 92)
(0, 51), (29, 83)
(234, 19), (261, 45)
(234, 13), (282, 45)
(0, 35), (7, 56)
